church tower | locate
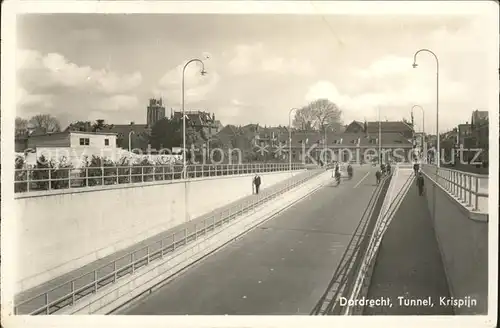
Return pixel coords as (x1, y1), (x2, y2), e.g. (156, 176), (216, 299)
(147, 98), (166, 126)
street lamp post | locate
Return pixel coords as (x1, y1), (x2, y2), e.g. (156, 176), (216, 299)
(322, 122), (337, 164)
(288, 108), (300, 171)
(128, 130), (135, 153)
(182, 58), (207, 179)
(412, 49), (440, 167)
(411, 105), (425, 156)
(324, 128), (327, 162)
(205, 137), (213, 163)
(378, 106), (382, 164)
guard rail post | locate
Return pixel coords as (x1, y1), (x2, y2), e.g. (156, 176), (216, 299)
(474, 177), (479, 211)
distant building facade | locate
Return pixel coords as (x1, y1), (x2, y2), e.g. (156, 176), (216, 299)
(344, 120), (414, 140)
(213, 120), (414, 164)
(470, 110), (489, 150)
(147, 98), (166, 127)
(172, 110), (220, 138)
(286, 131), (413, 163)
(457, 123), (473, 148)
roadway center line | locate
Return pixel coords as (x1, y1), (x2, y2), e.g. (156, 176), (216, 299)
(354, 171), (370, 189)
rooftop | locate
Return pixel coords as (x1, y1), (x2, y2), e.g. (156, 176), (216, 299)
(99, 124), (150, 138)
(16, 130), (118, 140)
(366, 121), (413, 132)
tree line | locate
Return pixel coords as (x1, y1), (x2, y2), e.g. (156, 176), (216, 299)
(15, 114), (62, 135)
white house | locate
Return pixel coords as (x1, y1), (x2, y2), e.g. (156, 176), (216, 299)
(19, 131), (119, 167)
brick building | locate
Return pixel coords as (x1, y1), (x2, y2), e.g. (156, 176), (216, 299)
(172, 110), (220, 138)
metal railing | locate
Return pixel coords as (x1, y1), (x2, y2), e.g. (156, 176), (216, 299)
(422, 164), (488, 212)
(343, 170), (415, 315)
(14, 162), (306, 194)
(14, 169), (322, 315)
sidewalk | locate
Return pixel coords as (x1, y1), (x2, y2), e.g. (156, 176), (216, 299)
(15, 169), (322, 313)
(363, 183), (454, 315)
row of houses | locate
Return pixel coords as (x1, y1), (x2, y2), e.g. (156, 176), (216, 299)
(213, 120), (415, 163)
(16, 91), (420, 166)
(439, 109), (489, 167)
(15, 120), (416, 164)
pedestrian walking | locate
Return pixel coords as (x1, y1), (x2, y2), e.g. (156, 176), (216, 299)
(386, 163), (392, 175)
(380, 163), (386, 175)
(253, 174), (261, 195)
(375, 170), (382, 185)
(413, 162), (420, 176)
(417, 171), (425, 196)
(335, 169), (341, 185)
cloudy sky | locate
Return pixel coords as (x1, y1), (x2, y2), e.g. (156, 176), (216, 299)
(15, 3), (498, 133)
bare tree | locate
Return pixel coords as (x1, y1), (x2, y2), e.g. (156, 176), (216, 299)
(15, 117), (29, 135)
(29, 114), (61, 133)
(292, 98), (343, 132)
(292, 108), (316, 130)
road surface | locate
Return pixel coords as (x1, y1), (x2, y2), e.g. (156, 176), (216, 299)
(121, 166), (379, 315)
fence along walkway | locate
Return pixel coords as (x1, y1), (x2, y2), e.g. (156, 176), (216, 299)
(14, 162), (306, 193)
(14, 169), (322, 315)
(421, 165), (488, 213)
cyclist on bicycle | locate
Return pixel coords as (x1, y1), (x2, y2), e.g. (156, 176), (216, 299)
(335, 169), (341, 185)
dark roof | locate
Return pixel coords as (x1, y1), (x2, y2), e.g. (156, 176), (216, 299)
(344, 121), (365, 132)
(217, 124), (240, 137)
(372, 132), (413, 145)
(289, 131), (361, 147)
(100, 124), (149, 139)
(289, 131), (412, 147)
(257, 126), (289, 139)
(366, 121), (413, 133)
(347, 121), (364, 128)
(173, 111), (215, 126)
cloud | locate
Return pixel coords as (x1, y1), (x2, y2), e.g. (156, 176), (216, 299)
(16, 87), (54, 109)
(154, 61), (220, 105)
(16, 49), (143, 124)
(17, 49), (143, 95)
(306, 53), (470, 132)
(354, 55), (414, 79)
(96, 95), (139, 111)
(231, 99), (246, 106)
(228, 44), (262, 74)
(228, 43), (315, 76)
(302, 15), (495, 134)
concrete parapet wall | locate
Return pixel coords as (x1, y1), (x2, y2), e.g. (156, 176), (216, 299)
(422, 172), (488, 314)
(15, 170), (304, 294)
